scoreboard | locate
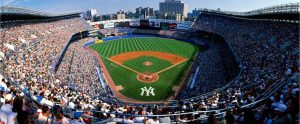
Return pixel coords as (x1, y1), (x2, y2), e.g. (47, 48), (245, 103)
(160, 22), (169, 30)
(140, 20), (150, 28)
(169, 23), (177, 30)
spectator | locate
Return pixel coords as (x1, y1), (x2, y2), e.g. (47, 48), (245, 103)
(241, 108), (257, 124)
(0, 79), (7, 92)
(207, 112), (218, 124)
(123, 115), (134, 123)
(52, 106), (69, 124)
(36, 105), (52, 124)
(225, 110), (234, 124)
(69, 112), (85, 124)
(12, 96), (28, 124)
(273, 104), (290, 124)
(133, 109), (146, 123)
(0, 94), (13, 124)
(158, 109), (171, 123)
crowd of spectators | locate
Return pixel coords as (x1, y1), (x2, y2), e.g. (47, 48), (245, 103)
(76, 13), (299, 123)
(179, 41), (229, 99)
(0, 12), (299, 124)
(0, 17), (98, 123)
(186, 13), (299, 123)
(57, 37), (102, 98)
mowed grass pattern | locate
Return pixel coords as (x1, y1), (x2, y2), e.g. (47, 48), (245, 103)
(90, 37), (195, 58)
(123, 56), (172, 73)
(90, 37), (199, 101)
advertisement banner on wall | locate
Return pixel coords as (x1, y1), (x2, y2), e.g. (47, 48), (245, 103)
(155, 21), (160, 27)
(169, 23), (177, 30)
(149, 21), (155, 27)
(140, 20), (149, 28)
(99, 24), (104, 29)
(104, 22), (115, 29)
(93, 24), (99, 29)
(114, 22), (120, 27)
(130, 21), (140, 26)
(176, 23), (191, 30)
(118, 21), (130, 27)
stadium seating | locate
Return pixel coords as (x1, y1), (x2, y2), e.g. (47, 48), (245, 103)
(0, 5), (299, 124)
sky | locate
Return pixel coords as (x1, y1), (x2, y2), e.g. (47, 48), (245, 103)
(1, 0), (299, 15)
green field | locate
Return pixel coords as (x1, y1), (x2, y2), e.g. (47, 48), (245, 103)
(124, 56), (172, 73)
(90, 37), (199, 101)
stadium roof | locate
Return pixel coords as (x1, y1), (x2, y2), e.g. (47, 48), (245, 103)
(199, 2), (300, 22)
(0, 5), (83, 22)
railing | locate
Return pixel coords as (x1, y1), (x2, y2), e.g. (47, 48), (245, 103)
(2, 70), (290, 123)
(199, 2), (300, 16)
(181, 43), (243, 102)
(52, 30), (91, 72)
(51, 36), (73, 72)
(182, 70), (241, 102)
(3, 71), (292, 123)
(81, 73), (295, 123)
(241, 74), (297, 108)
(1, 21), (296, 122)
(2, 37), (295, 124)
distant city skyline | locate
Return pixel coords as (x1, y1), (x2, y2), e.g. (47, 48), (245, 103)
(2, 0), (299, 15)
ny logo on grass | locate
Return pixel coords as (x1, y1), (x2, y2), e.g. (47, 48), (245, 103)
(140, 86), (155, 96)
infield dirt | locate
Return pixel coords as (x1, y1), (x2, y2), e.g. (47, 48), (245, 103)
(109, 51), (186, 65)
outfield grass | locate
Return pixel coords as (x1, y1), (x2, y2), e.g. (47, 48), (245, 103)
(90, 37), (196, 58)
(90, 37), (199, 101)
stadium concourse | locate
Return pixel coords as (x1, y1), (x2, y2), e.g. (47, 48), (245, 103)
(0, 4), (299, 124)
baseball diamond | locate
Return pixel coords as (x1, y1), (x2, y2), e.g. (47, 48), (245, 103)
(90, 37), (199, 101)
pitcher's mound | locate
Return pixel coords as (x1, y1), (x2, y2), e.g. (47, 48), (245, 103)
(143, 61), (153, 66)
(137, 73), (159, 83)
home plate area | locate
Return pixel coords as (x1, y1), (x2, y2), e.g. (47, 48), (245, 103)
(137, 72), (159, 83)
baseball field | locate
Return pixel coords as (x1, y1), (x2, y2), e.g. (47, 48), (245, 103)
(90, 37), (199, 101)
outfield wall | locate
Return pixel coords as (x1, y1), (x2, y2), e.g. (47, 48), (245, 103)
(100, 34), (210, 48)
(83, 34), (210, 48)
